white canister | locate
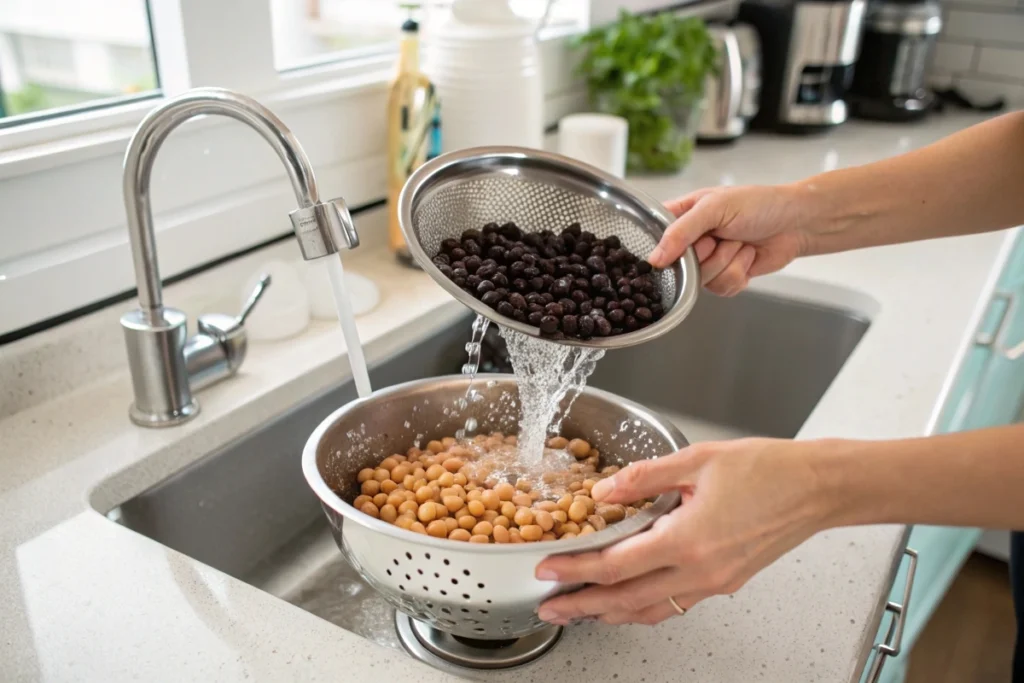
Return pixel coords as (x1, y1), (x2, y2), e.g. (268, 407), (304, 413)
(557, 113), (630, 178)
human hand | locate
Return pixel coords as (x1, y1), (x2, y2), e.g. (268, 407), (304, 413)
(535, 438), (832, 626)
(650, 185), (818, 296)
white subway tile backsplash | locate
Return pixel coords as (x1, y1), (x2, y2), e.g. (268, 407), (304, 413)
(944, 10), (1024, 45)
(931, 42), (977, 73)
(954, 75), (1024, 102)
(976, 46), (1024, 80)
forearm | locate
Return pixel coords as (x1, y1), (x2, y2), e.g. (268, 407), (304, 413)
(816, 424), (1024, 530)
(791, 111), (1024, 255)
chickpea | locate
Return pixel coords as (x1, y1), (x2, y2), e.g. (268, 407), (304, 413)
(432, 503), (448, 519)
(413, 466), (427, 479)
(449, 529), (472, 542)
(379, 504), (398, 523)
(373, 493), (389, 508)
(520, 524), (543, 542)
(443, 458), (465, 473)
(547, 436), (569, 449)
(494, 483), (516, 501)
(599, 504), (626, 523)
(417, 503), (437, 523)
(512, 493), (532, 507)
(557, 495), (574, 512)
(515, 479), (532, 492)
(443, 495), (465, 513)
(386, 492), (405, 508)
(482, 510), (499, 523)
(470, 534), (490, 544)
(459, 515), (477, 531)
(445, 517), (459, 533)
(403, 474), (416, 489)
(568, 438), (591, 458)
(551, 510), (568, 524)
(574, 495), (595, 515)
(493, 525), (511, 543)
(380, 479), (399, 498)
(399, 500), (419, 515)
(500, 501), (517, 519)
(568, 481), (583, 492)
(396, 516), (415, 531)
(472, 521), (494, 537)
(360, 480), (381, 496)
(535, 501), (559, 513)
(410, 521), (426, 534)
(357, 468), (375, 483)
(438, 471), (455, 488)
(481, 490), (501, 511)
(360, 502), (379, 518)
(569, 501), (590, 524)
(579, 524), (596, 536)
(442, 436), (457, 448)
(587, 514), (608, 531)
(453, 472), (468, 486)
(415, 487), (434, 504)
(493, 515), (511, 529)
(541, 532), (557, 542)
(373, 468), (391, 482)
(557, 521), (581, 536)
(467, 490), (483, 503)
(467, 500), (485, 517)
(425, 464), (446, 481)
(427, 520), (448, 538)
(561, 532), (578, 539)
(582, 479), (597, 492)
(602, 465), (620, 475)
(427, 440), (444, 454)
(625, 506), (639, 518)
(391, 464), (411, 482)
(353, 495), (372, 509)
(534, 510), (554, 532)
(509, 528), (524, 543)
(514, 508), (534, 527)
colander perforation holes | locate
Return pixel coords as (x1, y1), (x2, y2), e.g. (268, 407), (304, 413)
(434, 572), (440, 578)
(441, 607), (451, 614)
(477, 583), (485, 589)
(440, 590), (448, 596)
(479, 610), (489, 615)
(462, 593), (470, 600)
(417, 569), (423, 575)
(460, 608), (470, 614)
(450, 578), (458, 585)
(406, 552), (412, 560)
(405, 574), (412, 581)
(393, 559), (399, 566)
(462, 569), (470, 576)
(443, 559), (450, 566)
(386, 569), (392, 576)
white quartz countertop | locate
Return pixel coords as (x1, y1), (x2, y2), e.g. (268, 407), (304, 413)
(1, 112), (1018, 683)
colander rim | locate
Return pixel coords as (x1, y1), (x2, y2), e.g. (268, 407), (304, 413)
(302, 373), (684, 555)
(397, 145), (701, 350)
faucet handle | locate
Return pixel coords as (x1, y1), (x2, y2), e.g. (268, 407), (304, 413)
(238, 273), (272, 324)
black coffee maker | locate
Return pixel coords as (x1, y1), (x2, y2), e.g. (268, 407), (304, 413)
(739, 0), (867, 133)
(847, 0), (942, 121)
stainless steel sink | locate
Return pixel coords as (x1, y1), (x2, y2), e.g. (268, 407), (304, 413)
(104, 289), (869, 667)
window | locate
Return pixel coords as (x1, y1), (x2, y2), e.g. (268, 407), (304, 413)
(0, 0), (159, 121)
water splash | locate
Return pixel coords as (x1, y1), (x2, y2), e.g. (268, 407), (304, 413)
(455, 315), (490, 439)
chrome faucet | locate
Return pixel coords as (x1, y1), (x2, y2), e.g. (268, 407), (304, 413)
(121, 87), (359, 427)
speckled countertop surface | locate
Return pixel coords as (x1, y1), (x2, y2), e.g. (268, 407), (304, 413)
(1, 112), (1018, 683)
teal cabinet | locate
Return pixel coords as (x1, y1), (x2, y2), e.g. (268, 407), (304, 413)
(865, 230), (1024, 683)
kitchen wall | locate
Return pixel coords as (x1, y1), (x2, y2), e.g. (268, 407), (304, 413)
(929, 0), (1024, 104)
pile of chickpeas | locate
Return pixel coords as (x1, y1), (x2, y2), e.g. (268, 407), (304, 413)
(352, 432), (651, 543)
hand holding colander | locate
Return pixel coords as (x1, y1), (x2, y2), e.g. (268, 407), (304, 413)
(398, 146), (702, 348)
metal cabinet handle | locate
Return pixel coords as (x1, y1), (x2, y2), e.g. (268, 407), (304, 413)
(976, 291), (1024, 360)
(864, 547), (919, 683)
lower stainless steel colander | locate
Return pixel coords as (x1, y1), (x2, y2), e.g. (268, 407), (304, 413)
(302, 375), (686, 640)
(397, 146), (701, 349)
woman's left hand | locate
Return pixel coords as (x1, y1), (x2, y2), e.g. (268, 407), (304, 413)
(534, 438), (835, 626)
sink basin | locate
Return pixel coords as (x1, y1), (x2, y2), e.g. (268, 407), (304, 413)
(104, 288), (869, 665)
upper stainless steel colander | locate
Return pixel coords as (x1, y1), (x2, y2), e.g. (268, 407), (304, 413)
(398, 146), (701, 349)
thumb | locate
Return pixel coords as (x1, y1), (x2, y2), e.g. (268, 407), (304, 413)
(592, 448), (703, 504)
(650, 193), (723, 269)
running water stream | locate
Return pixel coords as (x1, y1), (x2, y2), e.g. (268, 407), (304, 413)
(325, 255), (372, 398)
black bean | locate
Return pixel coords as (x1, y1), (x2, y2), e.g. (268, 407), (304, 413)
(606, 249), (625, 265)
(579, 301), (594, 315)
(541, 246), (559, 259)
(541, 292), (554, 304)
(593, 297), (607, 310)
(497, 301), (515, 317)
(476, 263), (498, 279)
(618, 285), (633, 298)
(491, 272), (509, 287)
(564, 222), (582, 237)
(523, 233), (544, 248)
(528, 311), (544, 326)
(601, 287), (618, 300)
(589, 308), (606, 318)
(451, 247), (466, 261)
(651, 303), (664, 318)
(606, 300), (620, 311)
(591, 274), (610, 290)
(608, 308), (626, 325)
(482, 222), (500, 235)
(574, 278), (590, 292)
(497, 265), (508, 274)
(528, 303), (544, 315)
(604, 235), (621, 250)
(594, 316), (612, 336)
(578, 315), (595, 338)
(633, 293), (649, 307)
(620, 298), (636, 314)
(539, 316), (559, 334)
(559, 298), (577, 315)
(495, 288), (509, 299)
(433, 253), (451, 266)
(462, 228), (482, 241)
(591, 245), (607, 258)
(611, 327), (624, 336)
(630, 277), (647, 291)
(441, 238), (461, 253)
(562, 233), (577, 252)
(586, 256), (606, 274)
(465, 275), (481, 289)
(540, 260), (556, 276)
(512, 309), (526, 322)
(513, 278), (529, 292)
(571, 290), (589, 304)
(461, 256), (478, 273)
(452, 267), (468, 280)
(568, 253), (584, 265)
(487, 245), (505, 261)
(529, 277), (545, 291)
(453, 277), (466, 287)
(476, 279), (495, 296)
(500, 222), (522, 240)
(573, 241), (591, 258)
(637, 260), (653, 274)
(508, 247), (525, 263)
(556, 262), (573, 277)
(463, 239), (482, 256)
(625, 316), (639, 331)
(525, 292), (544, 305)
(635, 307), (653, 322)
(438, 264), (453, 278)
(545, 302), (565, 317)
(552, 278), (571, 297)
(509, 292), (527, 310)
(523, 266), (540, 279)
(510, 261), (527, 276)
(561, 315), (579, 336)
(452, 261), (465, 271)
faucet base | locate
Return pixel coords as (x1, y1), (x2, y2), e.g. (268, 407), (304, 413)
(129, 398), (200, 427)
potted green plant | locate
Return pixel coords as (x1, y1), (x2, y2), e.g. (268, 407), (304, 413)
(574, 11), (718, 173)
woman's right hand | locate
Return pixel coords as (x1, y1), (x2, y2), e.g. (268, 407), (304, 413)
(650, 184), (820, 296)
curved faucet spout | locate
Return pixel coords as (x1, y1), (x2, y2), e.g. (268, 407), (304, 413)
(122, 87), (357, 316)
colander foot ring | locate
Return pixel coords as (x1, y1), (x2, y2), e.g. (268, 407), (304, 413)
(395, 612), (562, 672)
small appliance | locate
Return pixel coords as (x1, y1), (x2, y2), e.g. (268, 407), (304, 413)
(697, 23), (762, 143)
(848, 0), (942, 121)
(739, 0), (867, 133)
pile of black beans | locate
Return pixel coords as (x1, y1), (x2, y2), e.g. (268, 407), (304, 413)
(432, 221), (665, 340)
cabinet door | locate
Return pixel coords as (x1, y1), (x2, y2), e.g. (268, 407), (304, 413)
(866, 230), (1024, 683)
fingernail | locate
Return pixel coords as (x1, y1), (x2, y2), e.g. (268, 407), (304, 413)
(591, 478), (615, 500)
(536, 568), (558, 581)
(538, 607), (558, 622)
(649, 246), (665, 267)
